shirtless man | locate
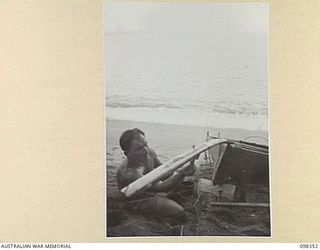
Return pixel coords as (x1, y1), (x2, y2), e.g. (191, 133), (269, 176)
(116, 128), (195, 217)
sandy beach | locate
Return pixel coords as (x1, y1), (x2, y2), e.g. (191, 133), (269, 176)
(106, 119), (270, 237)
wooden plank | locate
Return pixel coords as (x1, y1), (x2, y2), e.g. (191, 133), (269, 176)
(231, 142), (269, 155)
(210, 144), (228, 181)
(209, 201), (270, 208)
(121, 138), (228, 197)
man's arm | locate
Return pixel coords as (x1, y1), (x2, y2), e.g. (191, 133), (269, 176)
(150, 163), (196, 193)
(149, 148), (174, 180)
(117, 169), (142, 190)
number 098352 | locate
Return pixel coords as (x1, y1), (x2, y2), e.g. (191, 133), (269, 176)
(300, 244), (318, 248)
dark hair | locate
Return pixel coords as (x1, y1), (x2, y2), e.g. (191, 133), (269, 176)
(119, 128), (145, 152)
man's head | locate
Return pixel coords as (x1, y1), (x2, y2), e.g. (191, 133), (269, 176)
(119, 128), (149, 161)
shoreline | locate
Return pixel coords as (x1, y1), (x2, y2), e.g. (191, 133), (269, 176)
(106, 118), (268, 146)
(106, 108), (268, 132)
(106, 118), (268, 133)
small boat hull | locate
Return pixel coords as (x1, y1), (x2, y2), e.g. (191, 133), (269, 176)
(212, 141), (269, 186)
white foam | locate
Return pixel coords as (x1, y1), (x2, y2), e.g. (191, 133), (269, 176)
(106, 107), (268, 132)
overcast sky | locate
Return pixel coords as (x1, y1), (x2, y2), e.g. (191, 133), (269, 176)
(103, 1), (268, 38)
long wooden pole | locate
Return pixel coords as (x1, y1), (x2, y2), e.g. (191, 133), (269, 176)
(209, 201), (270, 208)
(121, 138), (228, 197)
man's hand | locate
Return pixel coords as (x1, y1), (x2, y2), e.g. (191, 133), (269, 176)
(178, 161), (197, 176)
(151, 159), (197, 193)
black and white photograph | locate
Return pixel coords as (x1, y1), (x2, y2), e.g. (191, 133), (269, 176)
(105, 1), (270, 237)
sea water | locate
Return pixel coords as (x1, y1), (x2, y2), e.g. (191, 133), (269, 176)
(104, 32), (268, 131)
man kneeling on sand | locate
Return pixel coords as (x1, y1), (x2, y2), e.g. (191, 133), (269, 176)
(116, 128), (196, 218)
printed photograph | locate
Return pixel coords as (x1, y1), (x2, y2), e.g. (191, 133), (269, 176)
(104, 1), (270, 237)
